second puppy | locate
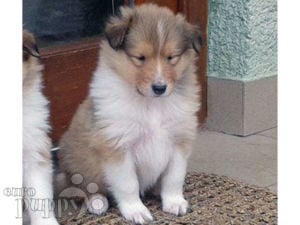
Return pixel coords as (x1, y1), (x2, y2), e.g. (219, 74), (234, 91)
(58, 4), (201, 224)
(23, 30), (59, 225)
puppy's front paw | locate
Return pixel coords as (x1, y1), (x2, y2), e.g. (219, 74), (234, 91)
(162, 195), (188, 216)
(87, 194), (109, 215)
(119, 201), (153, 224)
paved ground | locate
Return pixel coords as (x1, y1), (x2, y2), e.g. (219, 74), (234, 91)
(188, 128), (277, 192)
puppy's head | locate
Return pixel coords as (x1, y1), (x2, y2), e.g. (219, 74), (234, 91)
(23, 30), (42, 83)
(103, 4), (201, 97)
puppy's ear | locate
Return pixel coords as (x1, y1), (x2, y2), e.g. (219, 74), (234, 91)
(190, 25), (202, 54)
(176, 14), (202, 54)
(23, 30), (40, 61)
(104, 7), (134, 50)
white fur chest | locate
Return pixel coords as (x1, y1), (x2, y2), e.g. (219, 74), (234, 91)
(129, 104), (176, 192)
(23, 84), (50, 159)
(91, 67), (198, 193)
(100, 98), (180, 192)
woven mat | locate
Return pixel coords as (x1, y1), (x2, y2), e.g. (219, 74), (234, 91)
(58, 172), (277, 225)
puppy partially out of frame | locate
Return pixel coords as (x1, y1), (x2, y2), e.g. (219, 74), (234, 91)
(23, 30), (59, 225)
(58, 4), (201, 224)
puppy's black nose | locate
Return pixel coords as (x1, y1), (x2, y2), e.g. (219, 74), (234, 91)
(152, 84), (167, 95)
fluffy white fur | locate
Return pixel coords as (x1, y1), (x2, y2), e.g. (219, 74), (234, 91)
(23, 65), (59, 225)
(91, 58), (199, 189)
(90, 55), (198, 222)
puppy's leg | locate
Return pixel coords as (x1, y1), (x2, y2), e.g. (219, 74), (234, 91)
(104, 152), (153, 224)
(160, 149), (189, 216)
(24, 161), (59, 225)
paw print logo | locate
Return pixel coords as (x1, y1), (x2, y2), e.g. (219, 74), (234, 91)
(57, 173), (108, 218)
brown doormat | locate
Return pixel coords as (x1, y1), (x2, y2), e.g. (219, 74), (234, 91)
(57, 172), (277, 225)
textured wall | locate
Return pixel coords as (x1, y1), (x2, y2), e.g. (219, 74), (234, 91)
(208, 0), (277, 81)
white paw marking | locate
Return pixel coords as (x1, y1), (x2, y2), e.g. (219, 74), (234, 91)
(162, 196), (188, 216)
(119, 201), (153, 224)
(87, 194), (109, 215)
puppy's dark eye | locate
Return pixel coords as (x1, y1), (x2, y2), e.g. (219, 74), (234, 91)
(167, 56), (173, 61)
(137, 55), (146, 62)
(167, 55), (180, 65)
(131, 55), (146, 66)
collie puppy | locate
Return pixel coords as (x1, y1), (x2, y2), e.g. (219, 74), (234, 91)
(58, 4), (201, 224)
(23, 31), (59, 225)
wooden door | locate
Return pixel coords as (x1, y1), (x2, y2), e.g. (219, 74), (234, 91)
(35, 0), (208, 144)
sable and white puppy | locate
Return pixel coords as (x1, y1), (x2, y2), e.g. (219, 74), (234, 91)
(58, 4), (201, 224)
(23, 31), (59, 225)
